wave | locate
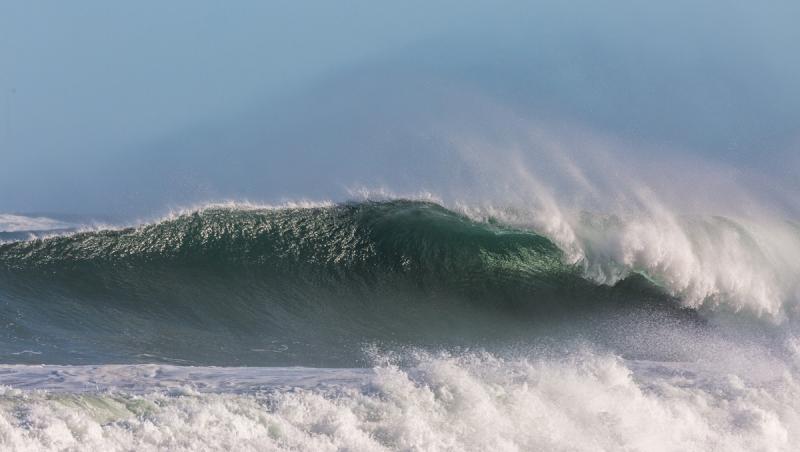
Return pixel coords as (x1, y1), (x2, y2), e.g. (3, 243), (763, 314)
(0, 200), (796, 365)
(4, 199), (796, 313)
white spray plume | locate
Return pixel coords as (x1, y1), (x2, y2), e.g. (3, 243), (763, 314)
(430, 104), (800, 319)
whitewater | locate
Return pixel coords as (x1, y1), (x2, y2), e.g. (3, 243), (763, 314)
(1, 351), (799, 451)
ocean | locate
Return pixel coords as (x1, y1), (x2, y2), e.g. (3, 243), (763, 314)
(0, 199), (798, 450)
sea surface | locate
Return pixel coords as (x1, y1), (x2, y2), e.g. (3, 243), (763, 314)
(1, 200), (798, 451)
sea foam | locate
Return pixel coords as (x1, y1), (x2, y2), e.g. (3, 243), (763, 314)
(0, 350), (798, 452)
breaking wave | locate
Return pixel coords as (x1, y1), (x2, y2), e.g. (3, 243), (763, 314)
(0, 199), (797, 366)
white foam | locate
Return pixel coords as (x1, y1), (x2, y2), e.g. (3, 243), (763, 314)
(0, 351), (798, 451)
(572, 208), (800, 318)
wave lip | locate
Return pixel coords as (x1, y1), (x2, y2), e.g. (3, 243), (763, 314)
(571, 213), (800, 318)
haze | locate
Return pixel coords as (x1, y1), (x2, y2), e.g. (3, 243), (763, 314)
(2, 1), (799, 217)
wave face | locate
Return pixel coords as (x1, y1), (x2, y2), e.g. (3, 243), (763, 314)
(0, 200), (704, 366)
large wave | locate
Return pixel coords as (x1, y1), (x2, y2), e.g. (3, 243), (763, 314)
(3, 199), (797, 313)
(0, 199), (796, 366)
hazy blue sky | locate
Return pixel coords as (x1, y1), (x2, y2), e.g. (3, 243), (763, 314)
(2, 1), (799, 216)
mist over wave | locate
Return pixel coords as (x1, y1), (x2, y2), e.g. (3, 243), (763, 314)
(0, 214), (74, 233)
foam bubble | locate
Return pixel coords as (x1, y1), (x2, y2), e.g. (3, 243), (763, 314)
(0, 351), (798, 451)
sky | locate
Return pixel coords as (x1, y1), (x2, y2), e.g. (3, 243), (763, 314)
(1, 1), (799, 217)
